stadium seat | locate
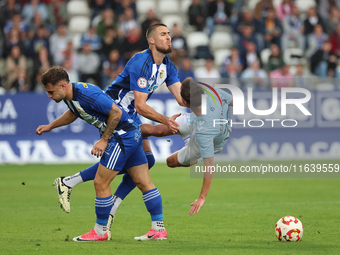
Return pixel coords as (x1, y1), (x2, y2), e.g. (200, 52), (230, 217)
(158, 0), (180, 14)
(273, 0), (282, 8)
(295, 0), (316, 13)
(162, 15), (184, 29)
(260, 48), (272, 65)
(186, 32), (209, 52)
(68, 16), (90, 35)
(214, 49), (231, 66)
(136, 0), (157, 15)
(66, 0), (90, 16)
(181, 0), (192, 14)
(210, 32), (233, 51)
(248, 0), (261, 10)
(283, 48), (304, 65)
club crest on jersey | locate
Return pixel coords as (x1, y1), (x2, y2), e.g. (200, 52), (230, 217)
(160, 69), (165, 79)
(137, 77), (147, 88)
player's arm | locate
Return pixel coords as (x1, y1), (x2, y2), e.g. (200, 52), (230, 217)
(36, 109), (77, 135)
(168, 82), (186, 107)
(134, 90), (179, 133)
(91, 103), (122, 158)
(189, 156), (214, 216)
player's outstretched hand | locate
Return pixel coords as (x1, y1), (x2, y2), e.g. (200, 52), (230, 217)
(167, 113), (181, 133)
(91, 139), (108, 158)
(36, 125), (52, 135)
(189, 197), (205, 216)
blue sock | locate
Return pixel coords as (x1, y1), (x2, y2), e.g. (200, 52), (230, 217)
(80, 162), (99, 182)
(114, 151), (155, 200)
(95, 195), (114, 226)
(143, 188), (163, 221)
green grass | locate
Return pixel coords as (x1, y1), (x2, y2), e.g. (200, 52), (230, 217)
(0, 160), (340, 254)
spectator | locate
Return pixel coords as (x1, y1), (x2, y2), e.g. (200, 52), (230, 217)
(49, 22), (71, 65)
(119, 7), (138, 37)
(3, 28), (26, 58)
(21, 0), (48, 26)
(115, 0), (137, 21)
(80, 25), (102, 52)
(241, 60), (268, 88)
(237, 24), (261, 56)
(281, 5), (304, 51)
(62, 58), (79, 83)
(178, 57), (195, 83)
(241, 41), (262, 70)
(270, 64), (294, 89)
(188, 0), (206, 31)
(5, 45), (28, 91)
(276, 0), (295, 21)
(0, 0), (21, 30)
(28, 12), (51, 36)
(141, 9), (159, 49)
(89, 0), (111, 21)
(77, 43), (101, 86)
(221, 47), (243, 77)
(169, 24), (188, 65)
(206, 0), (232, 36)
(232, 8), (262, 46)
(195, 56), (221, 80)
(28, 25), (50, 58)
(100, 26), (122, 58)
(254, 0), (274, 21)
(31, 46), (51, 91)
(261, 8), (282, 48)
(102, 48), (124, 88)
(61, 41), (78, 72)
(319, 0), (340, 24)
(47, 0), (67, 28)
(265, 43), (284, 72)
(311, 40), (338, 78)
(121, 27), (144, 60)
(324, 7), (340, 34)
(330, 22), (340, 56)
(306, 24), (329, 58)
(303, 7), (325, 36)
(96, 8), (117, 38)
(3, 13), (27, 35)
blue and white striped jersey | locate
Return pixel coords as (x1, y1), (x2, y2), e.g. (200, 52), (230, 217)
(64, 82), (137, 136)
(105, 49), (180, 118)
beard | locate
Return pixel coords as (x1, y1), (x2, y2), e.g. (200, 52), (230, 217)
(156, 44), (172, 54)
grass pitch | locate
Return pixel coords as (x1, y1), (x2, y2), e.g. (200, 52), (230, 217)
(0, 161), (339, 254)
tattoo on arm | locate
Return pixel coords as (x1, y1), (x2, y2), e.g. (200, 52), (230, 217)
(102, 106), (122, 141)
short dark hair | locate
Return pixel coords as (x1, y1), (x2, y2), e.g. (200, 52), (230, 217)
(181, 77), (204, 107)
(146, 23), (167, 40)
(41, 66), (70, 86)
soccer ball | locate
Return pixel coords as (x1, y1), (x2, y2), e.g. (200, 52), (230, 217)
(275, 216), (303, 242)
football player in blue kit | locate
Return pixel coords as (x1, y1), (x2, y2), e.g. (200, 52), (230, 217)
(36, 66), (167, 241)
(47, 23), (185, 241)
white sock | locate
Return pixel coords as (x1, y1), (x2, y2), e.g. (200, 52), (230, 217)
(94, 223), (107, 236)
(63, 173), (83, 188)
(110, 196), (122, 216)
(152, 221), (165, 231)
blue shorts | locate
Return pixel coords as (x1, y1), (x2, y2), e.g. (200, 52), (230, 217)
(100, 128), (147, 171)
(134, 114), (149, 140)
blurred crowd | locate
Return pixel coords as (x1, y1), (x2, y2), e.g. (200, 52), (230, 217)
(0, 0), (339, 94)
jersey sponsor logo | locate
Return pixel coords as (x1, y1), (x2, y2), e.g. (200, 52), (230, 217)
(80, 82), (88, 88)
(137, 78), (147, 88)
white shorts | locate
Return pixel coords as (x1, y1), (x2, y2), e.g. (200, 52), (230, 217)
(176, 113), (225, 165)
